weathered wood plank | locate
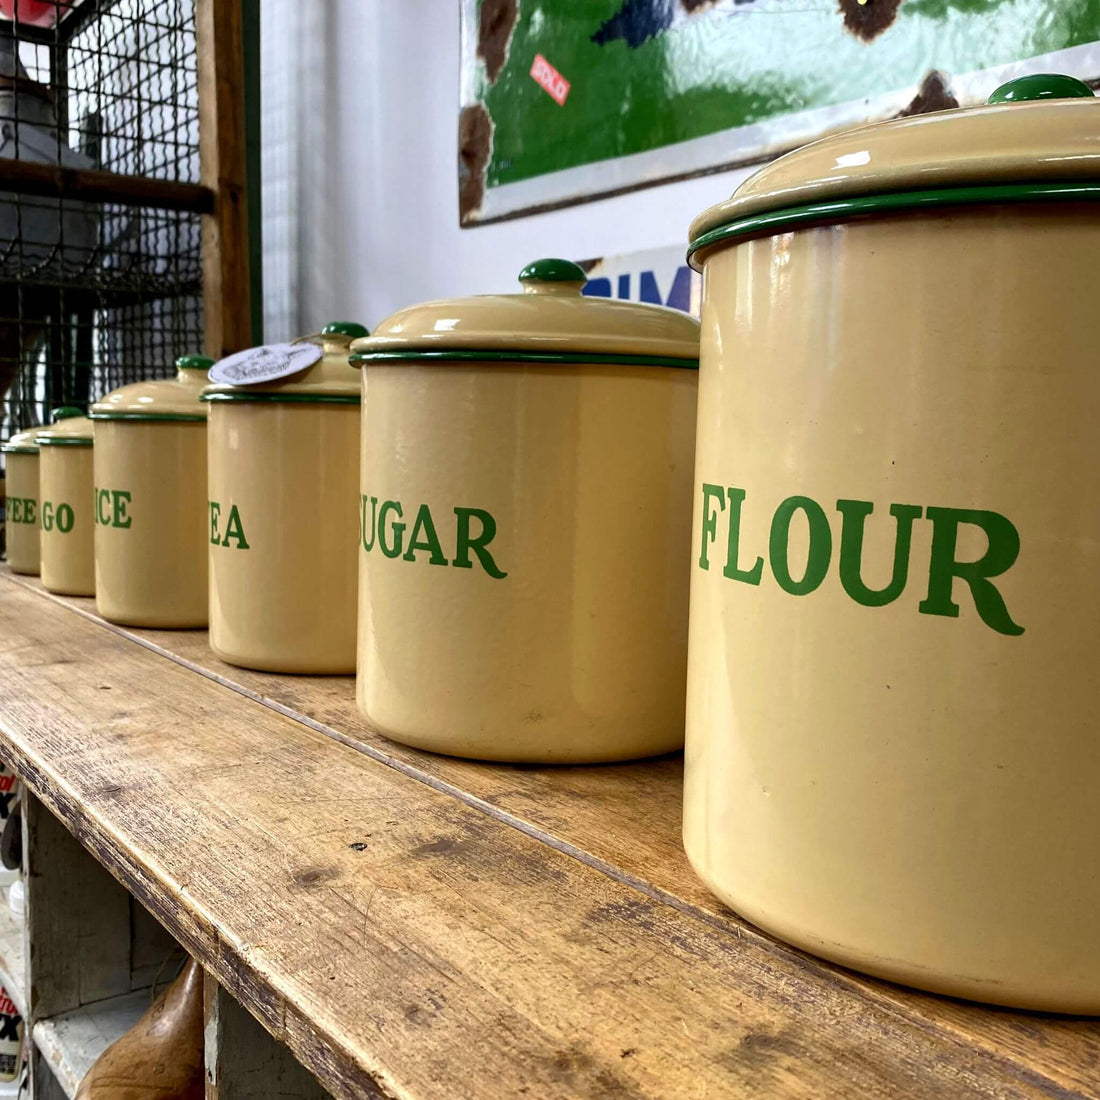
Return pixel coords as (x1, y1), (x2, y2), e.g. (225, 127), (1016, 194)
(0, 579), (1082, 1099)
(11, 575), (1100, 1098)
(24, 793), (130, 1020)
(204, 973), (331, 1100)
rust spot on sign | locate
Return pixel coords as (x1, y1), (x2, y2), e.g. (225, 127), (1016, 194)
(458, 103), (493, 226)
(477, 0), (517, 83)
(838, 0), (902, 42)
(895, 70), (959, 117)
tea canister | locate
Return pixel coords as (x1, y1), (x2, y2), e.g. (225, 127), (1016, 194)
(349, 258), (699, 763)
(35, 407), (94, 596)
(89, 355), (214, 628)
(202, 323), (368, 673)
(684, 74), (1100, 1012)
(1, 422), (45, 575)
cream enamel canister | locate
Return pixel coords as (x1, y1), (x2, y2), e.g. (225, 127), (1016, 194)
(90, 355), (214, 627)
(202, 323), (368, 673)
(684, 74), (1100, 1013)
(35, 407), (95, 596)
(350, 258), (699, 763)
(1, 421), (45, 575)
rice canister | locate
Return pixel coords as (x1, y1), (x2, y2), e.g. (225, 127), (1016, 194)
(683, 74), (1100, 1012)
(350, 258), (700, 763)
(35, 407), (94, 596)
(202, 323), (368, 673)
(1, 421), (45, 575)
(89, 355), (214, 627)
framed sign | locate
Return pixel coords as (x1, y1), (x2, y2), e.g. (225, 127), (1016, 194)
(459, 0), (1100, 225)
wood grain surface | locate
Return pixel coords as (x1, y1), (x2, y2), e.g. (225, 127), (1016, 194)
(0, 571), (1098, 1099)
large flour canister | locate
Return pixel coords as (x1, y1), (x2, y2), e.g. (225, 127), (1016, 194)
(1, 422), (45, 575)
(350, 258), (700, 763)
(35, 407), (94, 596)
(90, 355), (215, 627)
(684, 74), (1100, 1012)
(202, 323), (368, 673)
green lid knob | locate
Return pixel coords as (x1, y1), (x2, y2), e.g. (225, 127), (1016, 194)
(176, 354), (215, 371)
(50, 405), (83, 422)
(518, 258), (587, 285)
(988, 73), (1094, 104)
(322, 322), (369, 339)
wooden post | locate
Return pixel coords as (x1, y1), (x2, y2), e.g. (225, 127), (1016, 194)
(197, 0), (253, 359)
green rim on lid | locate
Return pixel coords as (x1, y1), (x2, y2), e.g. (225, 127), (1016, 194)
(200, 392), (361, 405)
(351, 258), (700, 367)
(687, 73), (1100, 267)
(37, 407), (93, 447)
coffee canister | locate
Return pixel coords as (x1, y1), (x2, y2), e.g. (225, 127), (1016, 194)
(1, 422), (45, 575)
(684, 74), (1100, 1012)
(35, 407), (94, 596)
(89, 355), (214, 627)
(350, 258), (699, 763)
(202, 323), (368, 673)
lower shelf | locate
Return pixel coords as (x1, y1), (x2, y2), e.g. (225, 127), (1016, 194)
(33, 990), (150, 1099)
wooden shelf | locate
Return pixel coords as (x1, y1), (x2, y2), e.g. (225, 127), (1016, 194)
(33, 990), (150, 1099)
(0, 898), (25, 1021)
(0, 568), (1098, 1099)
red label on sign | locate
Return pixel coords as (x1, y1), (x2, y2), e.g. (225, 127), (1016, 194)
(530, 54), (570, 105)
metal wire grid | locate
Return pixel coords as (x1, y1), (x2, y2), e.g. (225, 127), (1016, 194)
(0, 0), (204, 442)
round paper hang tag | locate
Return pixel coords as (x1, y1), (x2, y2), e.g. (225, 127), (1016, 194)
(208, 343), (323, 386)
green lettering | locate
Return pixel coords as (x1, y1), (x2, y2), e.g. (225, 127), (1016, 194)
(42, 502), (54, 532)
(221, 505), (249, 550)
(837, 500), (922, 607)
(723, 487), (764, 585)
(112, 490), (132, 529)
(919, 507), (1023, 636)
(96, 488), (111, 526)
(378, 501), (405, 558)
(453, 507), (507, 579)
(209, 501), (221, 545)
(8, 499), (20, 524)
(360, 495), (377, 552)
(23, 498), (35, 525)
(769, 496), (831, 596)
(403, 503), (447, 565)
(55, 503), (74, 534)
(698, 483), (725, 571)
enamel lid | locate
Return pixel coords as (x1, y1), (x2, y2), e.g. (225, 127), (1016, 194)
(689, 74), (1100, 267)
(34, 406), (93, 447)
(202, 323), (369, 402)
(350, 258), (700, 366)
(90, 355), (215, 421)
(1, 422), (46, 454)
